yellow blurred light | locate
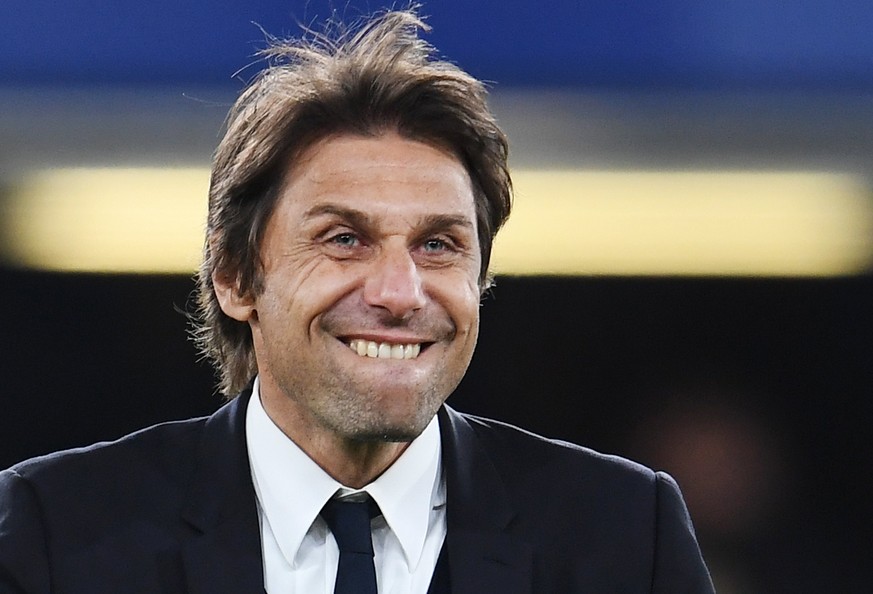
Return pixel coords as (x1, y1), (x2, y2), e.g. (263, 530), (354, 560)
(494, 170), (873, 276)
(2, 167), (872, 276)
(4, 167), (208, 273)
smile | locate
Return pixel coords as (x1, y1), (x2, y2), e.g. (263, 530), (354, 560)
(347, 339), (422, 359)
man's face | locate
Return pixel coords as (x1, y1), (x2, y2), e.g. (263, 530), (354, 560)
(228, 133), (481, 443)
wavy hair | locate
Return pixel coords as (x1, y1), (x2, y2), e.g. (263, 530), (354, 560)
(193, 8), (512, 396)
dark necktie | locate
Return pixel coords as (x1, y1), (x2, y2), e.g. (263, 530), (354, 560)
(321, 497), (379, 594)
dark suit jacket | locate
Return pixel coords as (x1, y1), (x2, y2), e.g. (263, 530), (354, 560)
(0, 388), (715, 593)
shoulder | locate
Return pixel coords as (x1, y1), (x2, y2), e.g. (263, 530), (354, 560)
(441, 406), (672, 537)
(441, 408), (697, 559)
(4, 415), (210, 514)
(449, 407), (657, 486)
(440, 408), (714, 590)
(0, 412), (228, 590)
(10, 414), (209, 475)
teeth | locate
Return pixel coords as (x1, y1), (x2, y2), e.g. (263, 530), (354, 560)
(348, 340), (422, 359)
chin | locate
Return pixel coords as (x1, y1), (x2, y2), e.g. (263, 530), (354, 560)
(350, 427), (424, 443)
(343, 403), (437, 443)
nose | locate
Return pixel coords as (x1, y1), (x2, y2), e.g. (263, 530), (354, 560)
(363, 243), (426, 319)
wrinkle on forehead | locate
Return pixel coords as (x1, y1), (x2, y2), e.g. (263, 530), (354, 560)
(283, 132), (473, 196)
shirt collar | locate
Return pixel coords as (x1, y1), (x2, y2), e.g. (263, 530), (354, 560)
(246, 377), (443, 571)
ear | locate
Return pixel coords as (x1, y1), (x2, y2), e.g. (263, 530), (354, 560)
(212, 269), (256, 322)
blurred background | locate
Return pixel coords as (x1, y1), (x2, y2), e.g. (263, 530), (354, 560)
(1, 1), (872, 591)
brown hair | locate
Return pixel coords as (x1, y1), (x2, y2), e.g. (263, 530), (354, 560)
(194, 8), (512, 396)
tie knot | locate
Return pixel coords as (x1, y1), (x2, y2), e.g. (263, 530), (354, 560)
(321, 497), (379, 555)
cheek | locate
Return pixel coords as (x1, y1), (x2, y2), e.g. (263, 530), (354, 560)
(442, 278), (481, 336)
(462, 314), (480, 351)
(261, 260), (361, 317)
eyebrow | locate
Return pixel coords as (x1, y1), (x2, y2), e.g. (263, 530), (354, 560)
(414, 214), (476, 238)
(303, 204), (376, 233)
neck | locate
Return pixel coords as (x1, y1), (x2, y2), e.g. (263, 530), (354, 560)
(315, 439), (411, 489)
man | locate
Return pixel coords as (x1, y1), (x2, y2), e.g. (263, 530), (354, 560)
(0, 9), (715, 593)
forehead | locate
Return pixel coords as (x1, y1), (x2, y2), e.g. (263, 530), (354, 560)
(278, 133), (476, 217)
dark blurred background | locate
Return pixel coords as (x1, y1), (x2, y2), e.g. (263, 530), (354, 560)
(2, 2), (873, 592)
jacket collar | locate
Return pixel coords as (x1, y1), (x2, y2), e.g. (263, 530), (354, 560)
(180, 386), (265, 594)
(438, 405), (533, 594)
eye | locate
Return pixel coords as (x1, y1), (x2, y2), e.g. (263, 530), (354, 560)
(423, 238), (450, 252)
(328, 232), (360, 248)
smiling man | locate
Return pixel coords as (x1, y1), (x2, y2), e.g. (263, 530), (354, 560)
(0, 9), (715, 594)
(217, 134), (482, 489)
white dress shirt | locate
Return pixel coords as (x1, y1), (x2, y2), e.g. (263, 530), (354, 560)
(246, 378), (447, 593)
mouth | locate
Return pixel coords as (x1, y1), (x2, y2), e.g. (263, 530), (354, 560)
(346, 339), (427, 360)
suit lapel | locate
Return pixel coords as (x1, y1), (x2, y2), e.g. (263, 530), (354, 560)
(180, 388), (265, 594)
(181, 513), (264, 594)
(438, 406), (533, 594)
